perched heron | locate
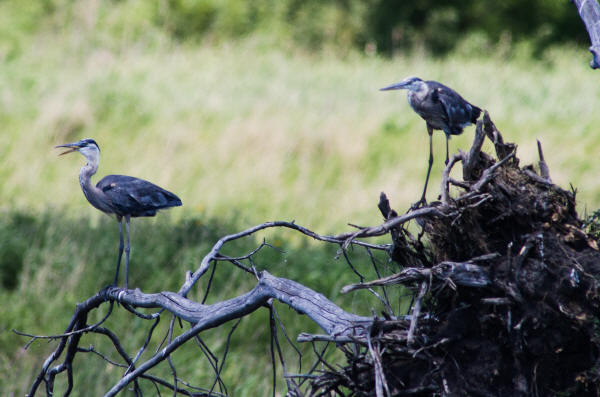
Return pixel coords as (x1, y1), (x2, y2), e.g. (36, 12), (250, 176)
(380, 77), (481, 206)
(56, 138), (182, 288)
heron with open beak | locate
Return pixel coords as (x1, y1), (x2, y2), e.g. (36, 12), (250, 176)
(56, 138), (182, 288)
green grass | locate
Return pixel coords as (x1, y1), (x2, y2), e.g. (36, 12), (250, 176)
(2, 5), (600, 396)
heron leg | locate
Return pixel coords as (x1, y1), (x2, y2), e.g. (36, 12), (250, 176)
(113, 216), (124, 286)
(413, 126), (433, 209)
(445, 135), (450, 165)
(124, 215), (131, 289)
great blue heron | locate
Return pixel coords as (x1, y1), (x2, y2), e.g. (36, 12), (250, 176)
(380, 77), (481, 206)
(56, 138), (182, 288)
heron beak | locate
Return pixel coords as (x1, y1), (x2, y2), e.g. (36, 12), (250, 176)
(379, 81), (409, 91)
(55, 142), (82, 156)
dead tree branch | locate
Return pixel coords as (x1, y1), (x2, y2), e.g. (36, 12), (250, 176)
(341, 257), (494, 294)
(573, 0), (600, 69)
(25, 270), (374, 397)
(179, 220), (389, 297)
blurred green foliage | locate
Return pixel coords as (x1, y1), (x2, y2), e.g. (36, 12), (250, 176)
(0, 0), (589, 57)
(366, 0), (588, 55)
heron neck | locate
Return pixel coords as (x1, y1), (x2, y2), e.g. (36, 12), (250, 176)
(79, 159), (97, 183)
(78, 158), (103, 208)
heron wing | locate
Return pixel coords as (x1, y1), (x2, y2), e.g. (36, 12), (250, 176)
(428, 81), (479, 135)
(97, 175), (182, 217)
(429, 87), (450, 125)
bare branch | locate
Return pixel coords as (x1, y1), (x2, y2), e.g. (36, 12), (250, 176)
(78, 345), (126, 368)
(297, 333), (360, 344)
(573, 0), (600, 69)
(26, 294), (106, 397)
(179, 221), (388, 298)
(473, 150), (515, 191)
(462, 118), (486, 181)
(334, 206), (446, 244)
(341, 260), (493, 294)
(209, 318), (241, 395)
(440, 152), (465, 205)
(367, 332), (390, 397)
(95, 271), (373, 395)
(127, 316), (161, 374)
(15, 301), (114, 343)
(407, 281), (428, 346)
(482, 111), (516, 161)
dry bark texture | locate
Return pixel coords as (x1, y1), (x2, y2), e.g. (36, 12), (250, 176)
(313, 112), (600, 396)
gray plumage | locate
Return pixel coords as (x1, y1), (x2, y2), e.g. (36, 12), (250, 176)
(56, 138), (182, 288)
(96, 175), (181, 217)
(380, 76), (481, 206)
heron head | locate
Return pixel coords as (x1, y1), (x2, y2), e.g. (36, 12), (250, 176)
(55, 138), (100, 159)
(380, 76), (424, 92)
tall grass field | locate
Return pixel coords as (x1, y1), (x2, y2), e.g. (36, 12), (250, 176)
(2, 2), (600, 395)
(3, 30), (600, 230)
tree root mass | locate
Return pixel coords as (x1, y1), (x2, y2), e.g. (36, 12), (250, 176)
(313, 112), (600, 397)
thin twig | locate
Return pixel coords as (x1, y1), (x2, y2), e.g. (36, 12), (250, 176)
(209, 318), (241, 395)
(15, 301), (115, 343)
(127, 316), (161, 374)
(78, 345), (127, 367)
(366, 247), (394, 317)
(166, 315), (179, 397)
(195, 336), (227, 394)
(441, 153), (464, 205)
(335, 207), (446, 244)
(367, 331), (390, 397)
(462, 118), (486, 181)
(180, 221), (388, 297)
(201, 259), (218, 304)
(407, 281), (428, 346)
(470, 150), (516, 193)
